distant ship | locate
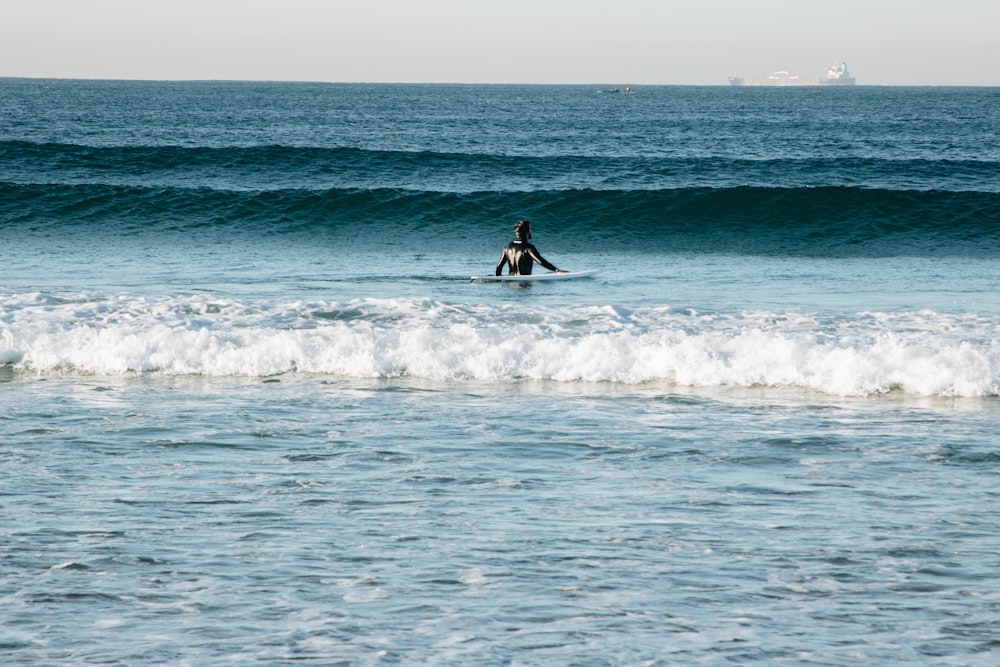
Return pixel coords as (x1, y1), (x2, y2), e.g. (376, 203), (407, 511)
(729, 62), (856, 86)
(819, 62), (856, 85)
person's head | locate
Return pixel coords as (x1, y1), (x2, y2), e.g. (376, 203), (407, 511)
(514, 219), (532, 241)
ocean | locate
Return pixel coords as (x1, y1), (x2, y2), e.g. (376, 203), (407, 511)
(2, 79), (999, 665)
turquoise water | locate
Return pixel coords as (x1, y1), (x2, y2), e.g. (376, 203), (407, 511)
(2, 80), (999, 665)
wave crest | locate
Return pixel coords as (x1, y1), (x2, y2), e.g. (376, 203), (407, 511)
(3, 182), (999, 256)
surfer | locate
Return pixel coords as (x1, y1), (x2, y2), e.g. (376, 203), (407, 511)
(495, 220), (565, 276)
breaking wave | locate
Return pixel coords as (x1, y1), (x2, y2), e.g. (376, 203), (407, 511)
(4, 292), (998, 397)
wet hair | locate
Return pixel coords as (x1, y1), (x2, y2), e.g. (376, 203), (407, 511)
(514, 219), (531, 240)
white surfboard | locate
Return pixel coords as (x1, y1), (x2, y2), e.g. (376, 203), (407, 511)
(470, 268), (602, 283)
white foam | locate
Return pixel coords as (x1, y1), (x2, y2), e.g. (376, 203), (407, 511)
(2, 293), (998, 397)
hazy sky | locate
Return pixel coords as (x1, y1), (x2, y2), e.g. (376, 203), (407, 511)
(3, 0), (998, 85)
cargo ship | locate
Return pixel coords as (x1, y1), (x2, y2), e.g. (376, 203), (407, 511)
(819, 61), (855, 85)
(729, 62), (856, 86)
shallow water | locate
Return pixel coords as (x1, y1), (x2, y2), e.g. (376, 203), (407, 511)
(4, 375), (999, 664)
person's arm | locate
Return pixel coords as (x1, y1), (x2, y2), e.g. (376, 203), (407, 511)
(495, 249), (509, 276)
(527, 245), (560, 272)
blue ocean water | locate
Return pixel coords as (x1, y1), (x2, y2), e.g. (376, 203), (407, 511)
(2, 79), (999, 665)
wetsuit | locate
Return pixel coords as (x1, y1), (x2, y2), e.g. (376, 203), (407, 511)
(495, 240), (559, 276)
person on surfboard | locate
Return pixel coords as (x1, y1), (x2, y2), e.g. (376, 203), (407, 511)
(495, 220), (566, 276)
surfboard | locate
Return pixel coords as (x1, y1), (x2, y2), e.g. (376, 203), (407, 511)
(470, 268), (602, 283)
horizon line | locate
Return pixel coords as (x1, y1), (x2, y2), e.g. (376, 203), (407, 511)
(2, 75), (997, 88)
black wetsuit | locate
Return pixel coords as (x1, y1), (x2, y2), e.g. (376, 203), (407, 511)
(495, 240), (559, 276)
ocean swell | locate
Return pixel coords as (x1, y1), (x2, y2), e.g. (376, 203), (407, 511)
(3, 139), (999, 193)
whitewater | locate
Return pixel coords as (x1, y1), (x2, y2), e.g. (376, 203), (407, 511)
(4, 291), (999, 397)
(2, 80), (999, 665)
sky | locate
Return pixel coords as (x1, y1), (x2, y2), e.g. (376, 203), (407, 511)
(2, 0), (998, 85)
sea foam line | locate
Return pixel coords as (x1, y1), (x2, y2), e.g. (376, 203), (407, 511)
(2, 294), (997, 397)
